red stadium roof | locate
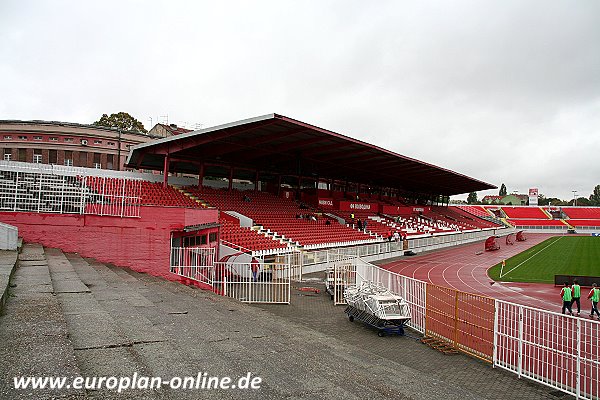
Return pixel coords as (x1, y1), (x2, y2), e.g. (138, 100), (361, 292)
(126, 113), (495, 196)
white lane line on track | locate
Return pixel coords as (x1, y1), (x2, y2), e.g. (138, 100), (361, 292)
(468, 260), (549, 307)
(455, 263), (482, 295)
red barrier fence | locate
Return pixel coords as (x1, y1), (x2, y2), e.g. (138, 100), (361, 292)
(426, 284), (495, 362)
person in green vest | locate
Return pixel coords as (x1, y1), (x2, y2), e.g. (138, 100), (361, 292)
(587, 283), (600, 320)
(560, 282), (573, 315)
(571, 279), (581, 316)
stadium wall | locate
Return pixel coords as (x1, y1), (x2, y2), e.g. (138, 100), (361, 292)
(0, 206), (218, 282)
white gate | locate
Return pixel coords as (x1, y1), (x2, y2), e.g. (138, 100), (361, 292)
(331, 253), (358, 306)
(170, 247), (216, 286)
(213, 261), (291, 304)
(494, 300), (600, 399)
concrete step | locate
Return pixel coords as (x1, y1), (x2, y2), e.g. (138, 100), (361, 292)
(67, 255), (201, 399)
(46, 248), (163, 399)
(0, 243), (85, 399)
(0, 248), (19, 311)
(115, 268), (428, 399)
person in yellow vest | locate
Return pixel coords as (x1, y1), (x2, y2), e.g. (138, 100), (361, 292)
(560, 282), (573, 315)
(571, 279), (581, 316)
(587, 283), (600, 320)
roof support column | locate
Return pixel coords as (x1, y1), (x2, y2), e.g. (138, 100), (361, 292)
(228, 167), (233, 192)
(329, 178), (334, 197)
(277, 175), (282, 197)
(162, 154), (170, 188)
(254, 170), (259, 192)
(198, 163), (204, 187)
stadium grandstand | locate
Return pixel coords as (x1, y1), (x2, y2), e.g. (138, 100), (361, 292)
(2, 113), (600, 399)
(454, 204), (600, 232)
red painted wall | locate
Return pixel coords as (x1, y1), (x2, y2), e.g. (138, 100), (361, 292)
(0, 206), (218, 286)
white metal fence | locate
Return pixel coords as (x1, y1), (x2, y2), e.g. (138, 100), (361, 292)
(169, 245), (291, 304)
(170, 247), (216, 286)
(331, 253), (426, 334)
(302, 228), (508, 268)
(494, 300), (600, 399)
(406, 228), (506, 251)
(82, 175), (142, 217)
(0, 161), (142, 217)
(213, 262), (291, 304)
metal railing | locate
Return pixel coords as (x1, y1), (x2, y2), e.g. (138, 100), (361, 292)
(170, 247), (216, 286)
(330, 253), (426, 334)
(169, 245), (292, 304)
(495, 300), (600, 399)
(213, 262), (291, 304)
(0, 161), (142, 218)
(302, 228), (509, 268)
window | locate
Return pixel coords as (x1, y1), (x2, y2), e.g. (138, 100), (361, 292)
(49, 149), (57, 164)
(94, 140), (102, 144)
(93, 153), (101, 169)
(4, 153), (11, 161)
(64, 150), (73, 166)
(209, 232), (217, 242)
(3, 136), (11, 140)
(64, 138), (73, 143)
(18, 148), (27, 162)
(33, 154), (42, 163)
(18, 136), (27, 140)
(107, 141), (115, 146)
(33, 136), (42, 141)
(49, 137), (58, 141)
(79, 152), (88, 166)
(107, 154), (114, 170)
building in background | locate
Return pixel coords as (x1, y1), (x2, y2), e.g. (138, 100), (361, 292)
(0, 120), (163, 171)
(481, 193), (529, 206)
(147, 123), (193, 138)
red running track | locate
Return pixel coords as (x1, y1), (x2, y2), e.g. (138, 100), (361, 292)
(380, 233), (568, 313)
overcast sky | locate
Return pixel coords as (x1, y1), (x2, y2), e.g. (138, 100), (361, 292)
(1, 1), (599, 201)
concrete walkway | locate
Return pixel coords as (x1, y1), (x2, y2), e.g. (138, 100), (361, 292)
(0, 244), (571, 399)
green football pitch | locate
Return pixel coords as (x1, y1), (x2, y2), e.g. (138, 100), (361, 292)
(487, 236), (600, 283)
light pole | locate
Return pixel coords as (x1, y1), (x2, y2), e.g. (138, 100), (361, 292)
(572, 190), (577, 207)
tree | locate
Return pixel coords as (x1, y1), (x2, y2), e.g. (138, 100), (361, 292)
(590, 185), (600, 206)
(467, 192), (478, 204)
(93, 112), (147, 133)
(575, 197), (591, 206)
(499, 183), (507, 196)
(537, 194), (548, 206)
(545, 197), (564, 206)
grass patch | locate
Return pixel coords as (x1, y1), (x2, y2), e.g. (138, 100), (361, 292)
(488, 236), (600, 284)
